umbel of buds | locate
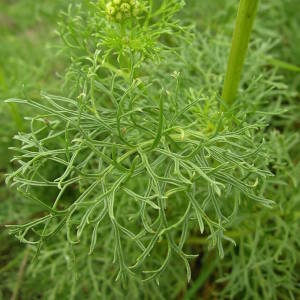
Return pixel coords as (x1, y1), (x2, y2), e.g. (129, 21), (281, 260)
(105, 0), (143, 22)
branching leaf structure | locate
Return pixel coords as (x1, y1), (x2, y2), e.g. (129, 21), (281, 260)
(5, 0), (274, 284)
(2, 0), (299, 299)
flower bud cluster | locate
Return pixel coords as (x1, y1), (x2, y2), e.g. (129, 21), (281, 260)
(105, 0), (143, 22)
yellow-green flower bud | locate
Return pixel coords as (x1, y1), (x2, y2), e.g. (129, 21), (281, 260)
(120, 3), (131, 13)
(115, 12), (122, 20)
(106, 2), (115, 14)
(105, 0), (145, 22)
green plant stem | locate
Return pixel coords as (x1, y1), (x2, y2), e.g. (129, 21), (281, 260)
(222, 0), (259, 105)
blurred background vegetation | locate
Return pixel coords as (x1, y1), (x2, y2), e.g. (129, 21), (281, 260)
(0, 0), (299, 299)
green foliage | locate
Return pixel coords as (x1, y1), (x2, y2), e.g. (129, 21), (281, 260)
(6, 0), (275, 283)
(1, 0), (299, 299)
(0, 0), (68, 169)
(214, 128), (300, 299)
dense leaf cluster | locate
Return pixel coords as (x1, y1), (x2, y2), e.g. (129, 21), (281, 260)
(1, 0), (299, 299)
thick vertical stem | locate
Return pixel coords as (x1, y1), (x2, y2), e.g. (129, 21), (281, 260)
(222, 0), (259, 105)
